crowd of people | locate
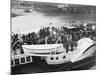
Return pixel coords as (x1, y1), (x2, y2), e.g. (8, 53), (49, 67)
(11, 22), (96, 55)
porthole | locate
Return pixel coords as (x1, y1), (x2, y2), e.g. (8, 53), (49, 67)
(14, 59), (20, 65)
(50, 57), (54, 60)
(21, 57), (25, 63)
(11, 60), (14, 65)
(63, 56), (66, 59)
(26, 56), (31, 62)
(56, 57), (58, 60)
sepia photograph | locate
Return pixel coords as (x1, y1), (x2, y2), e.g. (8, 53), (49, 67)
(11, 0), (96, 75)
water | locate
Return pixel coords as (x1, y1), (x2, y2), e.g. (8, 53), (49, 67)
(12, 10), (95, 34)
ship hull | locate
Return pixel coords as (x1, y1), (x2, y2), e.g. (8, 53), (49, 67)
(11, 54), (95, 75)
